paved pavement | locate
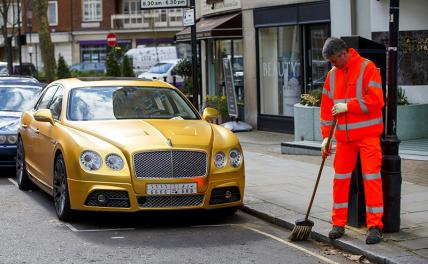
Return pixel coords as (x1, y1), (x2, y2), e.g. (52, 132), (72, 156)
(235, 130), (428, 264)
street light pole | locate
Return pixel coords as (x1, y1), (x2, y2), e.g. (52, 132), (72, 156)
(189, 0), (199, 110)
(17, 0), (22, 72)
(381, 0), (401, 233)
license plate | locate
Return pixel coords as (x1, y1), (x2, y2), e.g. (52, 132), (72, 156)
(146, 183), (197, 195)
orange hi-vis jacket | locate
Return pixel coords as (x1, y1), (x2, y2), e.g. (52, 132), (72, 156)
(320, 48), (384, 142)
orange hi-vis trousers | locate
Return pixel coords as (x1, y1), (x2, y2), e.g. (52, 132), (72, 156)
(332, 136), (384, 229)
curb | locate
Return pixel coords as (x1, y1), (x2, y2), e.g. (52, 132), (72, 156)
(242, 203), (427, 264)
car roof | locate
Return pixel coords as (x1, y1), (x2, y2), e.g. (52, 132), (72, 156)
(0, 76), (42, 86)
(56, 77), (176, 89)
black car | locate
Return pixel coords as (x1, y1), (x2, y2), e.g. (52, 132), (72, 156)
(0, 76), (43, 167)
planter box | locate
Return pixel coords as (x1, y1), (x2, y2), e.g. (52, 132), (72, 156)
(294, 103), (428, 141)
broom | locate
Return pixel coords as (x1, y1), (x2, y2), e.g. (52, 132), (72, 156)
(289, 116), (337, 241)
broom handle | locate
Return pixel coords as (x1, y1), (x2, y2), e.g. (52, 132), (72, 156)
(304, 117), (337, 220)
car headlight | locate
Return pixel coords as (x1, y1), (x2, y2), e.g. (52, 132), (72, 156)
(229, 148), (242, 168)
(214, 151), (226, 168)
(105, 154), (124, 171)
(7, 135), (17, 144)
(0, 135), (6, 144)
(80, 151), (102, 171)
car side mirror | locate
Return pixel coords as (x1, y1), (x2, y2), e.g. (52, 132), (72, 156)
(202, 107), (219, 121)
(34, 109), (55, 125)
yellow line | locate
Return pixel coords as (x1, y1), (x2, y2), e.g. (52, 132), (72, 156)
(243, 225), (340, 264)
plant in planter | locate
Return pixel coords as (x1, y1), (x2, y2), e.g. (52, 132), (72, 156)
(300, 88), (322, 107)
(205, 95), (229, 123)
(173, 58), (192, 95)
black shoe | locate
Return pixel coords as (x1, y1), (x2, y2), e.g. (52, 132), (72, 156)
(366, 227), (382, 244)
(329, 225), (345, 239)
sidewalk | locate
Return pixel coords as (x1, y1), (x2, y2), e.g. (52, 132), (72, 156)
(235, 130), (428, 264)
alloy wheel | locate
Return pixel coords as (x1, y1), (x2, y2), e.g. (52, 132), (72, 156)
(53, 157), (67, 216)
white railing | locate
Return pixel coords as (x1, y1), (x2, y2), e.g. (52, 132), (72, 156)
(111, 11), (184, 30)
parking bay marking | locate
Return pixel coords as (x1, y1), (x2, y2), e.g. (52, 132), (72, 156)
(64, 223), (135, 233)
(191, 224), (339, 264)
(8, 178), (18, 187)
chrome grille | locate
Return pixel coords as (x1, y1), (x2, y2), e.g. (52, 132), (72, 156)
(134, 150), (207, 178)
(138, 195), (204, 208)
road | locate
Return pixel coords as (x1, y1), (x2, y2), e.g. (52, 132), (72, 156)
(0, 170), (365, 264)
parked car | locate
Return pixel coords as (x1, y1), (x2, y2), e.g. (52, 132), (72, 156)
(69, 62), (106, 74)
(138, 59), (183, 88)
(17, 77), (244, 221)
(13, 63), (37, 77)
(0, 62), (8, 76)
(0, 76), (43, 167)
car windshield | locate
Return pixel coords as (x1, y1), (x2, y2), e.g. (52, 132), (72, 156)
(68, 86), (199, 121)
(148, 63), (173, 74)
(0, 86), (41, 111)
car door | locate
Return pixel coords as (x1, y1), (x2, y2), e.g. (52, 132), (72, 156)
(26, 85), (59, 185)
(34, 86), (64, 187)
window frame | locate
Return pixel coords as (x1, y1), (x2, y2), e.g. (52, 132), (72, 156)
(82, 0), (102, 22)
(48, 1), (58, 26)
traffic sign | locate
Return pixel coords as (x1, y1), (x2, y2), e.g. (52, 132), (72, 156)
(141, 0), (188, 9)
(107, 33), (117, 47)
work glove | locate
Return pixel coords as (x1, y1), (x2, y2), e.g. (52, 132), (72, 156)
(332, 103), (348, 115)
(321, 137), (332, 157)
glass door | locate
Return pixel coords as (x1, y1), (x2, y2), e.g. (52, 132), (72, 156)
(305, 24), (329, 93)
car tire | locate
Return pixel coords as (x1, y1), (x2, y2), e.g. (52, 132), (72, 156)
(53, 154), (74, 221)
(16, 138), (34, 190)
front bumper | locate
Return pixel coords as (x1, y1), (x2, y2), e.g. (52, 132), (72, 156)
(0, 145), (16, 167)
(68, 177), (244, 212)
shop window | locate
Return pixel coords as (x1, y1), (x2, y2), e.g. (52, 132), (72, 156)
(83, 0), (102, 22)
(259, 26), (301, 117)
(81, 45), (107, 63)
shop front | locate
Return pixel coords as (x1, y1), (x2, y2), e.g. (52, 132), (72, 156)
(254, 1), (330, 133)
(176, 0), (243, 117)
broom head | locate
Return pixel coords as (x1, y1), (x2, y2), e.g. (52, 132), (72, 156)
(288, 218), (314, 241)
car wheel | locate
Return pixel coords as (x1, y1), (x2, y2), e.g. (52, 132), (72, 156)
(16, 138), (34, 190)
(53, 154), (74, 221)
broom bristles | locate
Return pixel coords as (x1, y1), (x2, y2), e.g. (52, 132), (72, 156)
(289, 225), (312, 241)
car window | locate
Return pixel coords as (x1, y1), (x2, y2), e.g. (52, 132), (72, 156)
(0, 85), (41, 112)
(36, 85), (58, 110)
(68, 86), (199, 121)
(48, 86), (64, 120)
(148, 63), (173, 74)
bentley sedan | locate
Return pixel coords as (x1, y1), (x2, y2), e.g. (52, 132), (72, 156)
(0, 76), (43, 167)
(17, 77), (244, 221)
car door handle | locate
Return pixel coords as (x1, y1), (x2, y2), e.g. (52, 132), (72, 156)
(30, 127), (39, 134)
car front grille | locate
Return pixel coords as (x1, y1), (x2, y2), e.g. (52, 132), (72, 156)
(133, 150), (207, 179)
(138, 195), (204, 208)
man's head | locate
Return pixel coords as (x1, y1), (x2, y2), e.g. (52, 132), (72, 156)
(322, 37), (349, 69)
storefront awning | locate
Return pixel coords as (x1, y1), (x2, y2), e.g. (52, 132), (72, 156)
(176, 12), (242, 42)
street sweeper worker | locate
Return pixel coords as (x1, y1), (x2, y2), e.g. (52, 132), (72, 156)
(320, 37), (384, 245)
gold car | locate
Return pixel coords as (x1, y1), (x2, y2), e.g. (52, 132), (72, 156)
(16, 77), (244, 221)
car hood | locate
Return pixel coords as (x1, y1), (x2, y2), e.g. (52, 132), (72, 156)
(0, 111), (21, 133)
(66, 119), (213, 153)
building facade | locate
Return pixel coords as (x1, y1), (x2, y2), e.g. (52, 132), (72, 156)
(15, 0), (185, 70)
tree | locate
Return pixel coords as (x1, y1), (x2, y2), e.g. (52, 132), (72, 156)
(0, 0), (19, 74)
(32, 0), (56, 82)
(56, 54), (71, 79)
(122, 55), (134, 77)
(106, 48), (121, 77)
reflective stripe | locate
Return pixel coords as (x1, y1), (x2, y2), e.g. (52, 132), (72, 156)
(363, 173), (381, 180)
(330, 68), (336, 96)
(366, 206), (383, 213)
(357, 60), (369, 113)
(368, 81), (382, 89)
(322, 88), (331, 98)
(320, 120), (332, 126)
(335, 173), (352, 179)
(337, 117), (382, 130)
(334, 202), (348, 209)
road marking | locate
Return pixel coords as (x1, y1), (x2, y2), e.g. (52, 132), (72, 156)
(64, 223), (135, 232)
(111, 236), (125, 239)
(243, 225), (340, 264)
(8, 178), (18, 187)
